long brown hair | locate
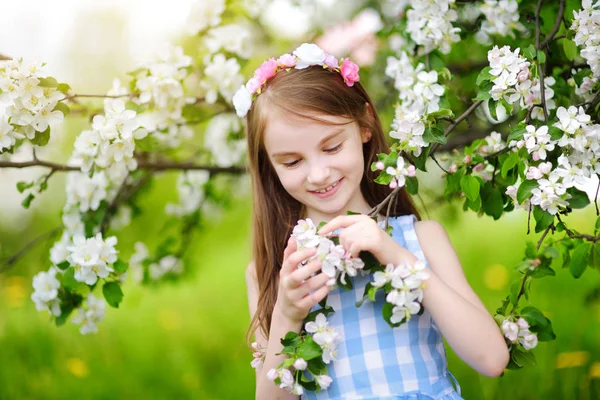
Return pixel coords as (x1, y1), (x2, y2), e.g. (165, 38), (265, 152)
(245, 66), (420, 345)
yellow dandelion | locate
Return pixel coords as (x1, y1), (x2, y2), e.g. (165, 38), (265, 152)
(66, 358), (89, 378)
(483, 264), (508, 290)
(556, 351), (590, 369)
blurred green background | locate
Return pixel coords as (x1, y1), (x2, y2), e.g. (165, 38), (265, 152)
(1, 1), (600, 399)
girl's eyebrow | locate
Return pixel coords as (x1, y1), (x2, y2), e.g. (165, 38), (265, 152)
(271, 128), (345, 157)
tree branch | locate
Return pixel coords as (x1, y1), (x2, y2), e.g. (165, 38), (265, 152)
(0, 227), (62, 272)
(539, 0), (566, 49)
(535, 0), (549, 121)
(0, 158), (246, 174)
(430, 100), (484, 154)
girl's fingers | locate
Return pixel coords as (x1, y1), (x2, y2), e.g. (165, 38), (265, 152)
(290, 259), (323, 282)
(282, 237), (296, 262)
(297, 283), (331, 310)
(281, 247), (316, 275)
(318, 215), (366, 235)
(294, 273), (331, 298)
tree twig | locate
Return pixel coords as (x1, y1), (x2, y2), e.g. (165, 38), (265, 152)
(535, 0), (549, 121)
(0, 227), (62, 272)
(430, 100), (484, 154)
(539, 0), (566, 49)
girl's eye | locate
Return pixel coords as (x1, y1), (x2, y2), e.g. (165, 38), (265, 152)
(324, 143), (343, 153)
(282, 160), (300, 168)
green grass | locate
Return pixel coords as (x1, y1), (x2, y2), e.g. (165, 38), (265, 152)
(0, 198), (599, 399)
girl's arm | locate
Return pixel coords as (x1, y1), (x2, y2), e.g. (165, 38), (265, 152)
(392, 220), (510, 377)
(246, 262), (302, 400)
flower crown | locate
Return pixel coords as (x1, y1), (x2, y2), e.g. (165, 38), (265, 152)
(232, 43), (360, 118)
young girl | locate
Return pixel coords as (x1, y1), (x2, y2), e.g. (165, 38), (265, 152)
(242, 43), (509, 399)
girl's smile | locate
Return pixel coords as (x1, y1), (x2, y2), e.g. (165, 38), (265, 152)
(309, 177), (343, 198)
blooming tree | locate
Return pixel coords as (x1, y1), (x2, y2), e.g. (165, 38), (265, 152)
(0, 0), (599, 393)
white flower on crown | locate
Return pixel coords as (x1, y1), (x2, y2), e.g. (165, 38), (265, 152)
(293, 43), (326, 69)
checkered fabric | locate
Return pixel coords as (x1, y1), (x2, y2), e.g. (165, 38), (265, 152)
(303, 214), (463, 400)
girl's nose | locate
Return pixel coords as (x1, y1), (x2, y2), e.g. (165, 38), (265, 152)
(306, 161), (331, 186)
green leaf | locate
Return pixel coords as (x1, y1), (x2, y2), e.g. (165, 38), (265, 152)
(481, 183), (504, 220)
(507, 125), (526, 142)
(548, 126), (564, 141)
(53, 101), (70, 117)
(21, 193), (35, 209)
(510, 279), (521, 306)
(62, 267), (79, 291)
(297, 336), (322, 360)
(405, 176), (418, 195)
(529, 265), (555, 278)
(521, 306), (549, 328)
(30, 126), (51, 146)
(537, 50), (546, 64)
(460, 175), (480, 202)
(113, 259), (128, 274)
(281, 331), (301, 346)
(517, 180), (538, 204)
(512, 347), (537, 367)
(476, 66), (493, 86)
(566, 187), (590, 209)
(427, 108), (454, 119)
(524, 44), (536, 60)
(16, 180), (34, 193)
(56, 260), (70, 271)
(570, 242), (592, 279)
(533, 206), (554, 233)
(307, 357), (327, 376)
(542, 247), (560, 259)
(38, 77), (58, 88)
(102, 282), (124, 308)
(423, 126), (446, 144)
(501, 152), (520, 179)
(57, 83), (71, 94)
(474, 81), (493, 101)
(563, 39), (578, 61)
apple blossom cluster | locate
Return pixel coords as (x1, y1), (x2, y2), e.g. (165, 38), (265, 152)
(127, 241), (184, 282)
(71, 98), (145, 181)
(506, 106), (600, 214)
(475, 0), (527, 45)
(233, 43), (360, 118)
(32, 232), (118, 334)
(405, 0), (461, 54)
(71, 294), (107, 335)
(31, 267), (62, 317)
(372, 260), (430, 324)
(200, 53), (245, 108)
(204, 23), (253, 60)
(132, 46), (195, 148)
(487, 45), (556, 121)
(375, 156), (417, 189)
(571, 0), (600, 78)
(385, 52), (445, 156)
(570, 68), (598, 102)
(250, 341), (266, 370)
(0, 58), (65, 152)
(266, 313), (339, 395)
(291, 218), (366, 286)
(166, 170), (210, 217)
(204, 113), (246, 167)
(501, 317), (538, 350)
(186, 0), (225, 34)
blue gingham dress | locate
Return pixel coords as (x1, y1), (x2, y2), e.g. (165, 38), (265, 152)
(303, 214), (463, 400)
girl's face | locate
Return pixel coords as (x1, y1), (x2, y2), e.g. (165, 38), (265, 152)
(263, 110), (372, 223)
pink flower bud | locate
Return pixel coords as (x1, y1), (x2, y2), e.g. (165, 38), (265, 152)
(448, 163), (458, 173)
(516, 140), (525, 149)
(464, 155), (472, 164)
(517, 317), (530, 330)
(473, 163), (485, 172)
(479, 145), (489, 154)
(266, 368), (278, 381)
(389, 179), (398, 189)
(532, 152), (540, 161)
(376, 161), (385, 170)
(407, 165), (416, 177)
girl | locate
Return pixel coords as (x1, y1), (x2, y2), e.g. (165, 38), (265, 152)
(242, 43), (509, 399)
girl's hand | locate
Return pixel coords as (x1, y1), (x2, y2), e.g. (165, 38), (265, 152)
(275, 237), (332, 324)
(318, 214), (405, 265)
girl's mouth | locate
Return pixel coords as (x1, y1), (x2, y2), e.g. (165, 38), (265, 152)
(310, 178), (343, 198)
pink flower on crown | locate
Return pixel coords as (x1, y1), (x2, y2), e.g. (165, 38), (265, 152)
(255, 58), (278, 84)
(340, 58), (360, 87)
(324, 54), (339, 69)
(246, 76), (262, 94)
(277, 54), (296, 68)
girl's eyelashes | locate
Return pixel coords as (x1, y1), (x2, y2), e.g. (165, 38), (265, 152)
(324, 143), (343, 153)
(280, 143), (344, 168)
